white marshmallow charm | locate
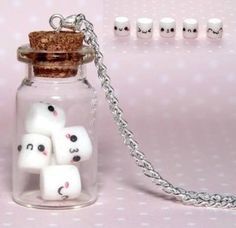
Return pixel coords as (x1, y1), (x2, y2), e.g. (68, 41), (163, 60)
(25, 102), (66, 136)
(183, 18), (198, 39)
(18, 134), (52, 173)
(207, 18), (223, 39)
(40, 165), (81, 200)
(136, 17), (153, 39)
(159, 17), (176, 38)
(114, 16), (130, 37)
(52, 126), (93, 165)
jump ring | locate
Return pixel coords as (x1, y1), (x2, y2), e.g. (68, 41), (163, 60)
(49, 14), (64, 32)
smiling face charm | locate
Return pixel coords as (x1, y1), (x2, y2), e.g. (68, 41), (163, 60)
(159, 17), (176, 38)
(207, 18), (223, 39)
(25, 102), (66, 136)
(183, 18), (198, 39)
(136, 18), (153, 39)
(51, 126), (93, 165)
(18, 134), (52, 173)
(40, 165), (81, 201)
(114, 16), (130, 37)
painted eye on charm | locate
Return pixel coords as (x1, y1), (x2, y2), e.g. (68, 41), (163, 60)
(160, 28), (165, 32)
(138, 27), (142, 32)
(48, 105), (55, 112)
(17, 145), (22, 152)
(193, 29), (197, 33)
(171, 28), (175, 32)
(70, 135), (78, 142)
(114, 26), (118, 30)
(38, 144), (45, 152)
(73, 155), (81, 162)
(148, 29), (152, 33)
(183, 27), (186, 32)
(124, 26), (129, 31)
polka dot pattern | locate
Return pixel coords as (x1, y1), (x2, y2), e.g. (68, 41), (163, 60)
(0, 0), (236, 227)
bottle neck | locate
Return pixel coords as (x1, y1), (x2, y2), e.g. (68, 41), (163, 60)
(26, 64), (86, 84)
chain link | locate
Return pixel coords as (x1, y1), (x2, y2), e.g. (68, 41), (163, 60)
(50, 13), (236, 210)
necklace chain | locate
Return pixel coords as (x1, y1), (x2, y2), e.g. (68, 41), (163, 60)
(49, 13), (236, 210)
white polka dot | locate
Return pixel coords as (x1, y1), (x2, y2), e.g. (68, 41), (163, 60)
(117, 218), (126, 222)
(94, 224), (104, 227)
(176, 172), (184, 177)
(95, 212), (103, 216)
(5, 212), (13, 216)
(187, 222), (196, 226)
(185, 211), (193, 215)
(116, 187), (124, 191)
(12, 33), (23, 41)
(209, 217), (217, 220)
(2, 223), (12, 227)
(139, 201), (147, 205)
(163, 216), (171, 220)
(96, 202), (104, 206)
(11, 0), (21, 7)
(195, 168), (203, 172)
(0, 49), (6, 57)
(116, 207), (125, 211)
(161, 206), (170, 210)
(26, 218), (35, 221)
(0, 17), (5, 24)
(50, 212), (58, 216)
(198, 177), (206, 182)
(141, 222), (150, 226)
(73, 218), (80, 221)
(139, 212), (149, 216)
(116, 197), (124, 201)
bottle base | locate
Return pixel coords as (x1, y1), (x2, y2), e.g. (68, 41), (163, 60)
(13, 190), (97, 210)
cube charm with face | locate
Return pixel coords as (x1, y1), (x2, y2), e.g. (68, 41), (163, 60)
(183, 18), (198, 39)
(25, 102), (66, 136)
(159, 17), (176, 38)
(40, 165), (81, 200)
(207, 18), (223, 39)
(18, 134), (52, 173)
(51, 126), (93, 165)
(114, 16), (130, 37)
(136, 17), (153, 39)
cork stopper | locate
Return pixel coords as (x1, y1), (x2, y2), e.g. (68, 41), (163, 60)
(27, 31), (85, 78)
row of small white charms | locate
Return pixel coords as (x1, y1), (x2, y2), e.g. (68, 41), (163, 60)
(114, 17), (223, 39)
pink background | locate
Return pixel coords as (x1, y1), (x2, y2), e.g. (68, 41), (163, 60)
(1, 0), (236, 227)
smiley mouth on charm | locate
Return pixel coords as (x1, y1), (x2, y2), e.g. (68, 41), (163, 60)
(207, 28), (223, 34)
(138, 27), (151, 34)
(69, 148), (79, 153)
(57, 182), (69, 199)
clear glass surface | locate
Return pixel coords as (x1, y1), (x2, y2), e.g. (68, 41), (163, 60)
(13, 45), (97, 209)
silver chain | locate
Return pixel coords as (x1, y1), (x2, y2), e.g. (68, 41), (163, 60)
(49, 13), (236, 210)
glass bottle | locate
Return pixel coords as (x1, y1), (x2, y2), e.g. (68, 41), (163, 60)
(13, 44), (98, 209)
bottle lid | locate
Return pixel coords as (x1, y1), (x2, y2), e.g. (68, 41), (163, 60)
(17, 31), (95, 78)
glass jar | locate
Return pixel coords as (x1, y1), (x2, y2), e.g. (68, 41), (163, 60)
(13, 45), (98, 209)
